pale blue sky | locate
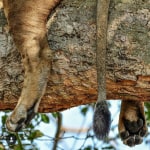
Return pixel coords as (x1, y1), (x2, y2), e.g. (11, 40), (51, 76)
(0, 100), (149, 149)
(34, 100), (150, 150)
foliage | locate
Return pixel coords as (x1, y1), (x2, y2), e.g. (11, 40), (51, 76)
(0, 102), (150, 149)
(0, 113), (50, 149)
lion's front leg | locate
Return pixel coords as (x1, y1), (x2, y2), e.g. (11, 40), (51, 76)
(119, 101), (148, 147)
(4, 0), (61, 132)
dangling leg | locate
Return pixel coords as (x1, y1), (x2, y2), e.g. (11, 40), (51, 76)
(119, 100), (147, 146)
(3, 0), (61, 132)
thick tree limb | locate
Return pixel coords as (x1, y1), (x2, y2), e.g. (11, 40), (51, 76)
(0, 0), (150, 112)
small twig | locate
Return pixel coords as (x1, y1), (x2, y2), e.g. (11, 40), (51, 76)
(79, 129), (93, 149)
(35, 135), (89, 141)
(52, 112), (62, 150)
(15, 133), (24, 150)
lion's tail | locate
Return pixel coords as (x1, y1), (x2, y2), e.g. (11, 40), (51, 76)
(93, 0), (111, 140)
(93, 100), (111, 139)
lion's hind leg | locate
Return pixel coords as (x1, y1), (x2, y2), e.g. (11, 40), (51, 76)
(119, 100), (147, 147)
(6, 35), (51, 132)
(4, 0), (61, 132)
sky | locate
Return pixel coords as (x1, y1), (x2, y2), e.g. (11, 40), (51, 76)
(34, 100), (150, 150)
(0, 100), (150, 150)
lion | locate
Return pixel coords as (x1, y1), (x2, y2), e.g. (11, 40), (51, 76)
(2, 0), (147, 147)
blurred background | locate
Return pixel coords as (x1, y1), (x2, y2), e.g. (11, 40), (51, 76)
(0, 100), (150, 150)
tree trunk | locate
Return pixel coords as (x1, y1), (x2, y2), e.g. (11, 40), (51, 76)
(0, 0), (149, 112)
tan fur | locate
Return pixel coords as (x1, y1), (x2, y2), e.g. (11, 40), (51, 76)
(3, 0), (61, 131)
(2, 0), (148, 147)
(119, 101), (147, 146)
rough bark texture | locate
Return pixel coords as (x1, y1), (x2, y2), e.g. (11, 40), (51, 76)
(0, 0), (150, 112)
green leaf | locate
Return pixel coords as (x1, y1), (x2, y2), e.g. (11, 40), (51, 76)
(14, 145), (21, 150)
(81, 106), (88, 116)
(28, 130), (44, 140)
(52, 112), (58, 118)
(41, 114), (50, 123)
(83, 146), (92, 150)
(2, 115), (7, 125)
(102, 146), (115, 150)
(0, 143), (5, 150)
(26, 123), (34, 129)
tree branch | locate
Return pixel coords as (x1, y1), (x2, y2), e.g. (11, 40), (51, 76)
(0, 0), (149, 112)
(52, 113), (62, 150)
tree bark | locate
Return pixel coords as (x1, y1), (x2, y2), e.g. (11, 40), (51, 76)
(0, 0), (149, 112)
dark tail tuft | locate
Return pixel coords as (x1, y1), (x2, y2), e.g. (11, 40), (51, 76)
(93, 101), (111, 139)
